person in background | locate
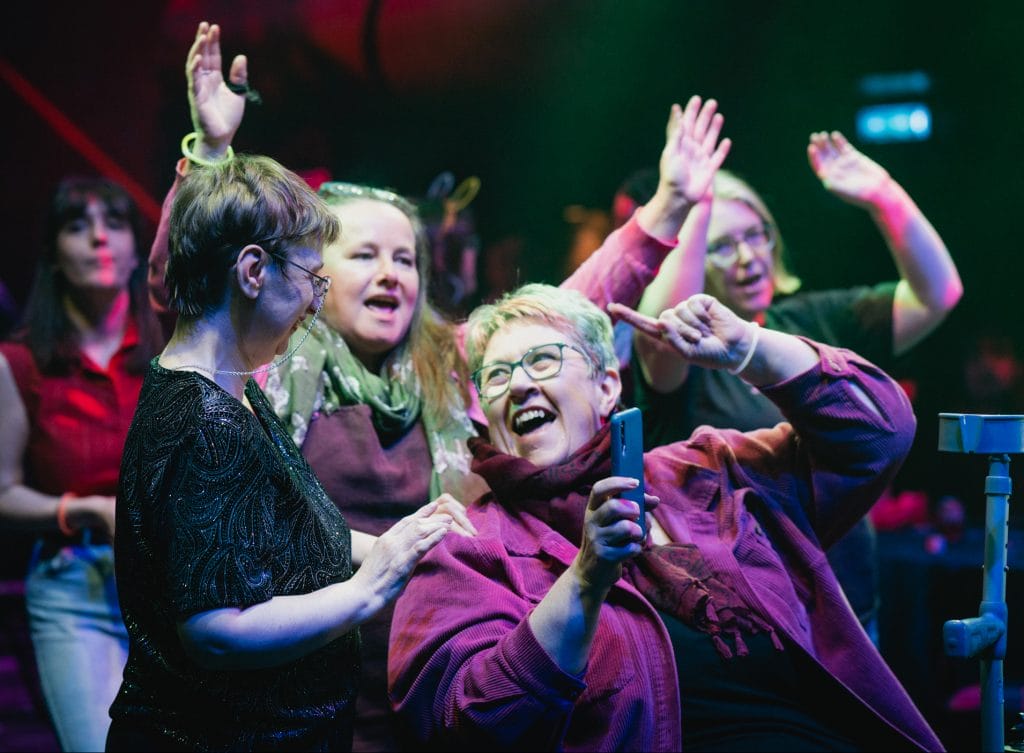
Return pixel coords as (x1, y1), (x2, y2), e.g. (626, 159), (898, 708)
(388, 283), (943, 751)
(477, 233), (525, 306)
(417, 170), (482, 319)
(0, 176), (163, 751)
(107, 151), (471, 752)
(621, 134), (963, 642)
(626, 134), (962, 437)
(146, 21), (732, 751)
(0, 278), (18, 340)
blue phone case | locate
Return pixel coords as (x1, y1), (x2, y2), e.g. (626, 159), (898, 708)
(610, 407), (645, 537)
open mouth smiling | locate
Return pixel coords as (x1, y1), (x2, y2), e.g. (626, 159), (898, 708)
(735, 270), (765, 289)
(365, 294), (399, 313)
(511, 407), (556, 435)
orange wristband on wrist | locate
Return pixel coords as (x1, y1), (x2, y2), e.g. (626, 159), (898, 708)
(56, 493), (76, 537)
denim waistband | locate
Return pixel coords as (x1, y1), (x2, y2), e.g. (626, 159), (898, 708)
(37, 527), (112, 558)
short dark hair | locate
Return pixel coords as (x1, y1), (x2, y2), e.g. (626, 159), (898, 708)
(167, 154), (340, 319)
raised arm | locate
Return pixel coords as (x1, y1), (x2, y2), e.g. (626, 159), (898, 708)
(624, 101), (733, 394)
(630, 196), (714, 392)
(615, 295), (916, 544)
(563, 96), (730, 311)
(611, 294), (819, 388)
(185, 21), (248, 160)
(148, 21), (248, 313)
(808, 130), (963, 355)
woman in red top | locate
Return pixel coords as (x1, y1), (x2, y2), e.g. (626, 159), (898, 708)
(0, 176), (162, 751)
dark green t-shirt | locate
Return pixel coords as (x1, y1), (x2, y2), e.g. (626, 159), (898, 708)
(633, 284), (896, 447)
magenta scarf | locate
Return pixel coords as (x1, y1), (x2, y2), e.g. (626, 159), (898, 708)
(469, 426), (782, 659)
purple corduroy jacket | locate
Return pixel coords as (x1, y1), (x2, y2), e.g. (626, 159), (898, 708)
(388, 341), (944, 752)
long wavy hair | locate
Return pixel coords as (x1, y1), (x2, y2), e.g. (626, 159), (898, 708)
(317, 182), (471, 427)
(15, 176), (163, 373)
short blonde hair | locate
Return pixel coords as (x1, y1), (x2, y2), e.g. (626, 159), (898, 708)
(466, 283), (616, 376)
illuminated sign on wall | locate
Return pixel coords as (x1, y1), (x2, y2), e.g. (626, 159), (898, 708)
(856, 102), (932, 143)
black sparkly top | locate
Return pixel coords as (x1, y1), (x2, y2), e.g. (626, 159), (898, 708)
(111, 360), (358, 751)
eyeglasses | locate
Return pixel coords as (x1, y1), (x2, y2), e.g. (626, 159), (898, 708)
(268, 251), (332, 299)
(471, 342), (593, 400)
(706, 223), (775, 268)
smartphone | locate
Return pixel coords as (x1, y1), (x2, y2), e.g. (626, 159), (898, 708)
(610, 407), (645, 538)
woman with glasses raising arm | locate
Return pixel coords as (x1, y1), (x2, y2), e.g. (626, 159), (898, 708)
(629, 144), (962, 438)
(619, 137), (962, 643)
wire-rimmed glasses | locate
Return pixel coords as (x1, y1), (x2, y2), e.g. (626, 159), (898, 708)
(268, 251), (332, 299)
(706, 223), (775, 268)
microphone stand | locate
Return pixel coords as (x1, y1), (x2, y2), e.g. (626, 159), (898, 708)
(937, 413), (1024, 753)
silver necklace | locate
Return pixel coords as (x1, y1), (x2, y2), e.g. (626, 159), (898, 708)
(171, 296), (324, 377)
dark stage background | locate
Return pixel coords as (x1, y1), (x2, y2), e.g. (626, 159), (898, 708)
(2, 1), (1024, 749)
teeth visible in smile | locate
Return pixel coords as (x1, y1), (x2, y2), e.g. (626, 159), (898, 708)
(513, 408), (550, 434)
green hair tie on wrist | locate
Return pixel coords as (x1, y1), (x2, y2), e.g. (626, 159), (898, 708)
(181, 132), (235, 168)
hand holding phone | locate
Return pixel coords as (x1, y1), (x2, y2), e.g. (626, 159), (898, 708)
(610, 408), (645, 538)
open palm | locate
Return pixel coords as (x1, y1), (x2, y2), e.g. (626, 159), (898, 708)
(187, 22), (248, 146)
(659, 96), (731, 205)
(807, 130), (890, 209)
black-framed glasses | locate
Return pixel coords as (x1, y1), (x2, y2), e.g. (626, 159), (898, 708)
(471, 342), (593, 400)
(268, 251), (332, 299)
(706, 223), (775, 268)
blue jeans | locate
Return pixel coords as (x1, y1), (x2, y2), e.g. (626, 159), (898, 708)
(25, 537), (128, 753)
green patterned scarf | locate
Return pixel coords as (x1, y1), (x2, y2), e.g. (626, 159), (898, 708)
(264, 320), (476, 499)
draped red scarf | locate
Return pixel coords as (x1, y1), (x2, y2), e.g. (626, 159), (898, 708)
(469, 426), (783, 659)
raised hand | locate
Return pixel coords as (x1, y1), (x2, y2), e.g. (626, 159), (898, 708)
(186, 21), (248, 155)
(636, 96), (731, 242)
(807, 130), (891, 209)
(609, 294), (752, 373)
(658, 95), (732, 206)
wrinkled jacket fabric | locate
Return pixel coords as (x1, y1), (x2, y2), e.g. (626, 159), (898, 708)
(389, 341), (944, 752)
